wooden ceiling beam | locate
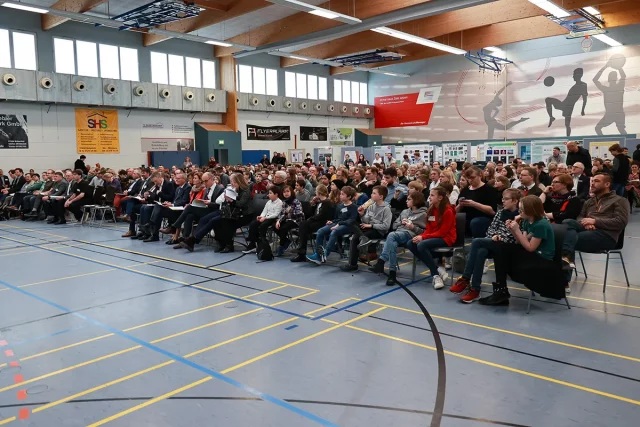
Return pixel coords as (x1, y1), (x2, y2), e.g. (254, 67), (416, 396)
(599, 0), (640, 27)
(214, 0), (431, 57)
(143, 0), (269, 46)
(192, 1), (230, 13)
(42, 0), (107, 30)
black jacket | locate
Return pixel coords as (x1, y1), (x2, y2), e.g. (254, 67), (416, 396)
(544, 192), (582, 224)
(574, 174), (590, 200)
(74, 159), (86, 172)
(172, 183), (192, 207)
(125, 179), (143, 196)
(49, 180), (69, 197)
(612, 153), (630, 185)
(8, 175), (26, 194)
(308, 199), (335, 223)
(566, 147), (593, 176)
(0, 175), (8, 189)
(147, 180), (175, 203)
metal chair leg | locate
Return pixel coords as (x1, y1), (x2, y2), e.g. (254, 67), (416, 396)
(526, 291), (533, 314)
(411, 256), (417, 281)
(565, 296), (571, 310)
(603, 252), (610, 293)
(618, 252), (630, 287)
(578, 252), (587, 278)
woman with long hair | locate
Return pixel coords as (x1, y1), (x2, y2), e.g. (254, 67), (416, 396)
(439, 170), (459, 204)
(407, 186), (457, 290)
(483, 165), (496, 183)
(188, 172), (205, 203)
(480, 195), (566, 306)
(540, 173), (582, 224)
(357, 154), (368, 168)
(274, 185), (305, 256)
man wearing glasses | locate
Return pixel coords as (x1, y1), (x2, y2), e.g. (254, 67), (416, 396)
(570, 162), (590, 200)
(517, 167), (542, 197)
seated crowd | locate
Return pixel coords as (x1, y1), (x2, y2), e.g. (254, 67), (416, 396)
(0, 141), (632, 307)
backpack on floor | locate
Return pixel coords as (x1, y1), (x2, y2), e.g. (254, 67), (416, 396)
(256, 241), (274, 261)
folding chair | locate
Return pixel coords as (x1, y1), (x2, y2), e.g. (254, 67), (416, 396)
(576, 229), (630, 293)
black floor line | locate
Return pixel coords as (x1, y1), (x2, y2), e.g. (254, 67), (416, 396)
(0, 226), (637, 383)
(0, 397), (530, 427)
(0, 277), (230, 331)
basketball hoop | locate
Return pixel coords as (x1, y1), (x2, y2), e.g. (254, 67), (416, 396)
(581, 35), (593, 52)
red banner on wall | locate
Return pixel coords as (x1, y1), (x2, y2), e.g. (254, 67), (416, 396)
(374, 92), (435, 129)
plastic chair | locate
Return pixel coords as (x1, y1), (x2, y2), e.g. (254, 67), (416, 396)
(412, 213), (466, 283)
(576, 229), (630, 293)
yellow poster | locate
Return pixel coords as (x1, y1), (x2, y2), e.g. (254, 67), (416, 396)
(75, 109), (120, 154)
(589, 141), (618, 161)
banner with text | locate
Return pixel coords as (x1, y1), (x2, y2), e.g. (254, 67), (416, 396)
(247, 124), (291, 141)
(300, 126), (327, 141)
(141, 138), (195, 152)
(75, 109), (120, 154)
(0, 114), (28, 149)
(374, 86), (440, 129)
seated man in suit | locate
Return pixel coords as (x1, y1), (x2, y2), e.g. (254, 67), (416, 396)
(52, 169), (91, 224)
(121, 168), (153, 222)
(129, 171), (175, 240)
(23, 169), (55, 218)
(570, 162), (590, 200)
(0, 168), (26, 205)
(41, 171), (68, 222)
(47, 170), (75, 224)
(160, 172), (224, 243)
(139, 172), (190, 242)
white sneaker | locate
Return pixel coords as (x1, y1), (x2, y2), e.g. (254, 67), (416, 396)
(433, 275), (445, 290)
(565, 285), (571, 294)
(437, 267), (449, 282)
(483, 259), (490, 273)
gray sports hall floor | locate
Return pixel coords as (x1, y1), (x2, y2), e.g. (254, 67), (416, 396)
(0, 217), (637, 427)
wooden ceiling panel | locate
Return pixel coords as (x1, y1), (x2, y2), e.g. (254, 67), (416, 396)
(600, 0), (640, 27)
(42, 0), (108, 30)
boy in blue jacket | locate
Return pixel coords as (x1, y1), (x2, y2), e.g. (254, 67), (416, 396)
(307, 186), (358, 264)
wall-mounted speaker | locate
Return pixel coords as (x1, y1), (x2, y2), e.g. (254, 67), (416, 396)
(74, 81), (86, 91)
(328, 104), (335, 112)
(251, 97), (259, 106)
(299, 101), (307, 110)
(284, 100), (292, 109)
(341, 105), (348, 113)
(364, 107), (371, 115)
(206, 93), (216, 102)
(39, 77), (53, 89)
(160, 88), (171, 98)
(2, 74), (16, 86)
(104, 84), (116, 94)
(268, 98), (276, 107)
(314, 103), (321, 111)
(134, 86), (145, 96)
(353, 106), (360, 114)
(184, 90), (194, 101)
(236, 97), (240, 103)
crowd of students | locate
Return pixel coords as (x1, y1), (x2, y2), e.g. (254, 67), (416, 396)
(0, 141), (632, 307)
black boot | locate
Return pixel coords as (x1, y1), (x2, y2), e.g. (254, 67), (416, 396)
(369, 259), (385, 274)
(478, 282), (510, 306)
(385, 270), (397, 286)
(291, 254), (307, 263)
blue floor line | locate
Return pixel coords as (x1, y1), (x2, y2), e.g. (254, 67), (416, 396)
(311, 275), (432, 321)
(0, 277), (339, 427)
(0, 233), (312, 320)
(4, 325), (91, 348)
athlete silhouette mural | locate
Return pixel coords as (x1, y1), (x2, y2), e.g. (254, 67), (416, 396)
(545, 68), (588, 137)
(483, 81), (529, 139)
(593, 54), (627, 135)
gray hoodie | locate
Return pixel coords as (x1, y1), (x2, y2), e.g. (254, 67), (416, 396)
(362, 202), (393, 234)
(392, 206), (428, 237)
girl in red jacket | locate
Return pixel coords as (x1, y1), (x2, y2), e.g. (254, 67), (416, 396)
(409, 186), (457, 289)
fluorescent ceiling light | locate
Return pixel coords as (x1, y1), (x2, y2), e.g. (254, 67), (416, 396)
(288, 55), (308, 61)
(372, 27), (467, 55)
(2, 2), (48, 13)
(583, 6), (600, 15)
(266, 0), (361, 24)
(527, 0), (571, 18)
(484, 46), (502, 52)
(205, 40), (233, 47)
(593, 34), (623, 47)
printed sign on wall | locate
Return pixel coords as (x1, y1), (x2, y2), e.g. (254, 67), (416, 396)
(328, 128), (354, 146)
(141, 138), (195, 152)
(246, 124), (291, 141)
(0, 114), (28, 149)
(300, 127), (327, 141)
(374, 87), (441, 129)
(75, 109), (120, 154)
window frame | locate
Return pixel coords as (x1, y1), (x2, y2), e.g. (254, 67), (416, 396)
(53, 36), (76, 75)
(11, 30), (37, 71)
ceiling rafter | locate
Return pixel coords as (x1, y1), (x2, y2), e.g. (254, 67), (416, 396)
(143, 0), (270, 46)
(42, 0), (108, 30)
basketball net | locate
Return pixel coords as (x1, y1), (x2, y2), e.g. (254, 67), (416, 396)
(581, 35), (593, 53)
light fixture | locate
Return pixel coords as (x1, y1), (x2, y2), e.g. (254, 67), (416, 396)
(205, 40), (233, 47)
(1, 2), (48, 13)
(527, 0), (571, 18)
(593, 34), (623, 47)
(484, 46), (506, 57)
(583, 6), (600, 15)
(371, 27), (467, 55)
(266, 0), (361, 24)
(289, 55), (308, 61)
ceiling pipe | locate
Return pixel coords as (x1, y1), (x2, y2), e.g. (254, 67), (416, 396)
(1, 0), (255, 51)
(233, 0), (497, 58)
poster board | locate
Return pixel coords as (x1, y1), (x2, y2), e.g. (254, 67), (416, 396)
(484, 141), (517, 164)
(141, 138), (195, 152)
(288, 149), (305, 164)
(247, 124), (291, 141)
(442, 143), (469, 164)
(395, 144), (434, 164)
(75, 109), (120, 154)
(300, 127), (327, 141)
(584, 137), (625, 161)
(0, 114), (28, 149)
(530, 141), (567, 164)
(328, 128), (354, 146)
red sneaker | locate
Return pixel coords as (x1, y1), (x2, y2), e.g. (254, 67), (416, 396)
(460, 288), (481, 304)
(450, 277), (470, 294)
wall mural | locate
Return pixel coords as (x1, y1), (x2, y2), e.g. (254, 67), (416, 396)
(371, 46), (640, 144)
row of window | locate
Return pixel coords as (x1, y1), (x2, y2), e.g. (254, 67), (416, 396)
(0, 29), (37, 71)
(236, 65), (278, 96)
(334, 79), (368, 104)
(284, 72), (328, 100)
(54, 38), (139, 81)
(150, 52), (216, 89)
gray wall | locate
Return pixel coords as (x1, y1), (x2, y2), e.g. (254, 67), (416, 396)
(0, 8), (217, 85)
